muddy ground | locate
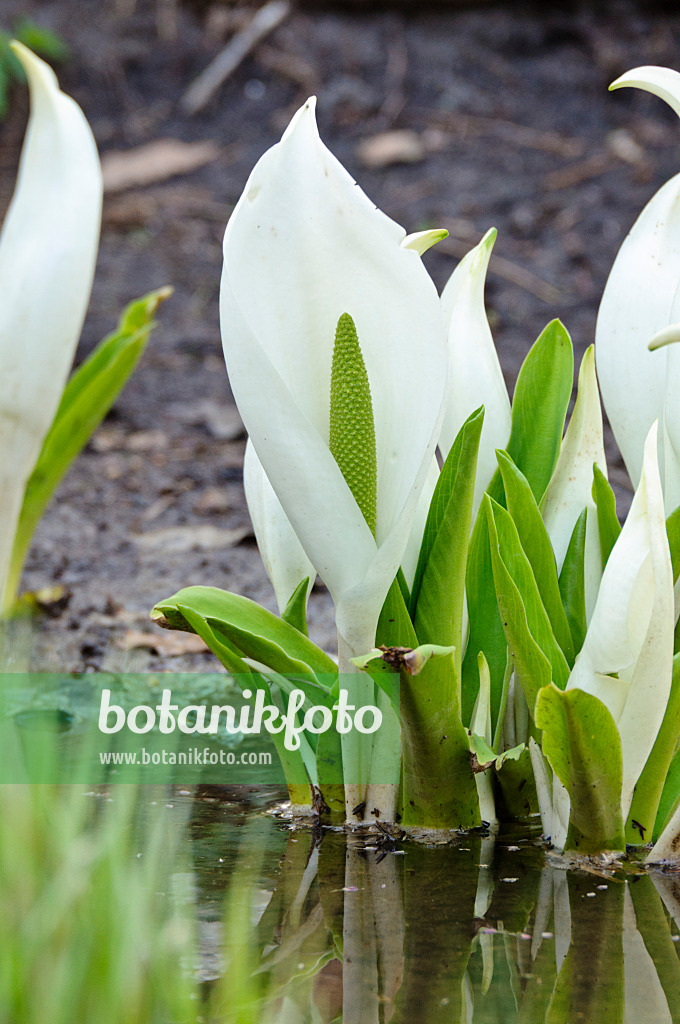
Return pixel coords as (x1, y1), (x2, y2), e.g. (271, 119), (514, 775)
(1, 0), (679, 670)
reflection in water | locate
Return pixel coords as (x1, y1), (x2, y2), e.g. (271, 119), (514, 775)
(186, 800), (680, 1024)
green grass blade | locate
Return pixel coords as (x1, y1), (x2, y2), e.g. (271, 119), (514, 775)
(8, 288), (170, 607)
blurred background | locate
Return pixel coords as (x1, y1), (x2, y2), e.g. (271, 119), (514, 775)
(1, 0), (679, 668)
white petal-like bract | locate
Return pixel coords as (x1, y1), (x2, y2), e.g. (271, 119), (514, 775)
(0, 44), (102, 608)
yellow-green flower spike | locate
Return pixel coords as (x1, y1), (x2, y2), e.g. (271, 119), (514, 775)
(329, 313), (377, 536)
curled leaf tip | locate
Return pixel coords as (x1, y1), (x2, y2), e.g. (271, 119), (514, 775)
(481, 226), (498, 248)
(608, 66), (680, 121)
(648, 322), (680, 350)
(10, 40), (59, 92)
(402, 228), (449, 255)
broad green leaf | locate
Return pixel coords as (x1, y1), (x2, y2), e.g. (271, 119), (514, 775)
(486, 496), (570, 716)
(558, 508), (588, 655)
(410, 407), (484, 694)
(356, 657), (401, 719)
(496, 449), (574, 664)
(462, 320), (573, 725)
(626, 652), (680, 845)
(504, 319), (573, 503)
(281, 577), (310, 636)
(171, 603), (311, 798)
(8, 288), (170, 606)
(592, 464), (622, 569)
(667, 503), (680, 584)
(173, 601), (252, 677)
(375, 576), (476, 828)
(536, 684), (625, 853)
(152, 586), (337, 684)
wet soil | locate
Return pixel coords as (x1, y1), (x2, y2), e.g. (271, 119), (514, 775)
(2, 0), (680, 670)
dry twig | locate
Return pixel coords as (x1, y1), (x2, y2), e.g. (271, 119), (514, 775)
(181, 0), (291, 115)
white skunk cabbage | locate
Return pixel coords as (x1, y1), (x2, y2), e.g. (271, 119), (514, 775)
(596, 66), (680, 507)
(219, 98), (448, 664)
(0, 44), (102, 610)
(243, 440), (316, 614)
(552, 422), (674, 849)
(439, 227), (511, 518)
(542, 347), (607, 620)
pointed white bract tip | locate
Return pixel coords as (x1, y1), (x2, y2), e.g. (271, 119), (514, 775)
(643, 419), (660, 474)
(402, 228), (448, 256)
(649, 322), (680, 351)
(481, 226), (498, 249)
(609, 66), (680, 121)
(10, 40), (59, 96)
(281, 95), (319, 143)
(471, 227), (496, 271)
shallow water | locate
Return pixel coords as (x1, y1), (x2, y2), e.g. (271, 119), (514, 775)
(160, 789), (680, 1024)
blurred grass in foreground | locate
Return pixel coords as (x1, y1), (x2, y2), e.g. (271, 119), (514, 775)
(0, 784), (201, 1024)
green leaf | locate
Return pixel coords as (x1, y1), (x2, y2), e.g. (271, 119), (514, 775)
(485, 496), (570, 717)
(655, 748), (680, 842)
(462, 320), (573, 726)
(536, 684), (625, 854)
(14, 19), (70, 62)
(410, 406), (483, 695)
(558, 509), (588, 656)
(667, 504), (680, 585)
(504, 319), (574, 504)
(631, 652), (680, 842)
(7, 288), (170, 608)
(592, 464), (621, 570)
(496, 449), (574, 665)
(376, 575), (418, 649)
(169, 602), (312, 801)
(152, 586), (337, 685)
(281, 577), (310, 636)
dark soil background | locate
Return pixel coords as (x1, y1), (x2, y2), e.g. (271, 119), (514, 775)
(2, 0), (680, 671)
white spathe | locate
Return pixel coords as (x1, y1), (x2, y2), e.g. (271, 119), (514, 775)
(551, 422), (674, 849)
(542, 346), (607, 620)
(439, 228), (511, 520)
(596, 66), (680, 506)
(243, 440), (316, 614)
(220, 98), (449, 658)
(0, 44), (102, 609)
